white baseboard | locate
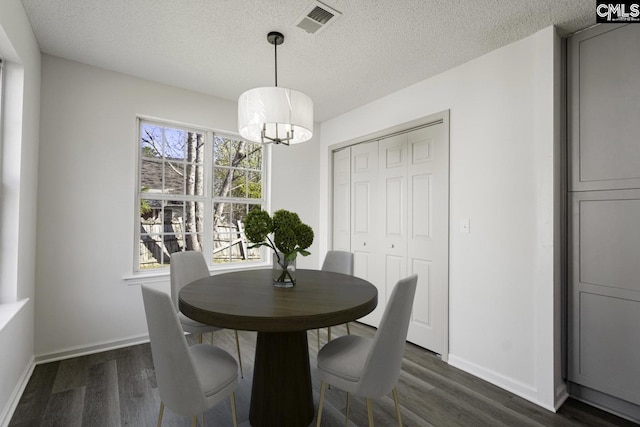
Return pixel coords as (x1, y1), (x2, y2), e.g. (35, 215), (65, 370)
(35, 334), (150, 364)
(448, 354), (557, 411)
(0, 356), (35, 427)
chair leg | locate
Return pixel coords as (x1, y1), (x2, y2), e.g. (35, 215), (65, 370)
(392, 387), (402, 427)
(316, 380), (327, 427)
(157, 401), (164, 427)
(317, 329), (321, 351)
(345, 392), (350, 427)
(346, 322), (351, 335)
(231, 392), (239, 427)
(328, 326), (332, 342)
(234, 330), (244, 378)
(198, 333), (203, 344)
(366, 398), (374, 427)
(191, 415), (197, 427)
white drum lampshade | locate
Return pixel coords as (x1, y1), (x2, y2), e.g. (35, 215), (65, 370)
(238, 31), (313, 146)
(238, 86), (313, 145)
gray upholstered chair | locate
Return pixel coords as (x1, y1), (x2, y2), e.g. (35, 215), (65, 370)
(315, 274), (418, 427)
(170, 251), (243, 377)
(141, 285), (239, 427)
(318, 250), (354, 349)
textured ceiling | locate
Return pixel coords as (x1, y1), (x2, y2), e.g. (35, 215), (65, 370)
(20, 0), (595, 122)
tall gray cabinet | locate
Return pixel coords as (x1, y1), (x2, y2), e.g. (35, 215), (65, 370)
(567, 24), (640, 421)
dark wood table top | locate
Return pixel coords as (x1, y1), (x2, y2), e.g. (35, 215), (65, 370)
(179, 268), (378, 332)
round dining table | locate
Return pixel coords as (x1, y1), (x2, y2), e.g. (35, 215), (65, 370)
(179, 268), (377, 427)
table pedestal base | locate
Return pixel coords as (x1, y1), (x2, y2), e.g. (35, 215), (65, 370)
(250, 331), (314, 427)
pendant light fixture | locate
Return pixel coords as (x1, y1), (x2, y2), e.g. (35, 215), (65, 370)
(238, 31), (313, 145)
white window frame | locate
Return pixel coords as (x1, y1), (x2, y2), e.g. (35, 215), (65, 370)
(132, 117), (270, 277)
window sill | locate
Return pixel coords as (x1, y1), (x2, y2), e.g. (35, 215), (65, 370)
(123, 261), (272, 286)
(0, 298), (29, 333)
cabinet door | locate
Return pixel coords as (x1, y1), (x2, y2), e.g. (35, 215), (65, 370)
(332, 148), (351, 251)
(569, 190), (640, 406)
(350, 141), (383, 326)
(568, 24), (640, 191)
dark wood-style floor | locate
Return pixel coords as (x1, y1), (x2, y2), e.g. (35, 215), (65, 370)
(10, 322), (635, 427)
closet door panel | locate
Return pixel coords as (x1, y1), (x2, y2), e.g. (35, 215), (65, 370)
(332, 148), (351, 251)
(351, 142), (383, 326)
(379, 134), (408, 313)
(407, 124), (449, 355)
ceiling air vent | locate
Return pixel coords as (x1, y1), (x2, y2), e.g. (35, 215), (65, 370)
(295, 1), (341, 35)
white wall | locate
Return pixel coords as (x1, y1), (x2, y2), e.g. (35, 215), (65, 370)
(319, 27), (564, 410)
(0, 0), (41, 424)
(35, 55), (321, 358)
(270, 135), (322, 269)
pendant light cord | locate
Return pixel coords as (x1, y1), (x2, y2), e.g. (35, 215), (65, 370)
(274, 36), (278, 87)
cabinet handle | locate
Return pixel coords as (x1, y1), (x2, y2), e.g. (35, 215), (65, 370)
(363, 242), (367, 246)
(391, 244), (395, 248)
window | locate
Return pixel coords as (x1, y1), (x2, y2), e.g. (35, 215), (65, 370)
(136, 119), (266, 271)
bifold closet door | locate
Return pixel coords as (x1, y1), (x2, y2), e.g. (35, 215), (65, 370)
(350, 141), (384, 326)
(378, 133), (409, 324)
(332, 116), (450, 358)
(405, 124), (449, 355)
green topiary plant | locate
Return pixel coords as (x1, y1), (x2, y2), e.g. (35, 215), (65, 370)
(244, 208), (314, 283)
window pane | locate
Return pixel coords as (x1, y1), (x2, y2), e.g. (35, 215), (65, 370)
(140, 199), (163, 228)
(184, 201), (205, 233)
(164, 161), (185, 195)
(186, 131), (204, 164)
(185, 163), (204, 197)
(247, 142), (262, 170)
(213, 167), (230, 197)
(214, 202), (231, 229)
(248, 171), (262, 199)
(140, 159), (164, 193)
(236, 204), (265, 263)
(213, 230), (250, 264)
(140, 124), (163, 158)
(231, 203), (246, 225)
(231, 169), (246, 198)
(139, 199), (190, 268)
(213, 232), (231, 263)
(139, 233), (163, 269)
(164, 128), (186, 160)
(232, 139), (248, 168)
(214, 136), (230, 166)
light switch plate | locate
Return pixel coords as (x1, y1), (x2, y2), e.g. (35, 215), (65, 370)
(460, 218), (470, 233)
